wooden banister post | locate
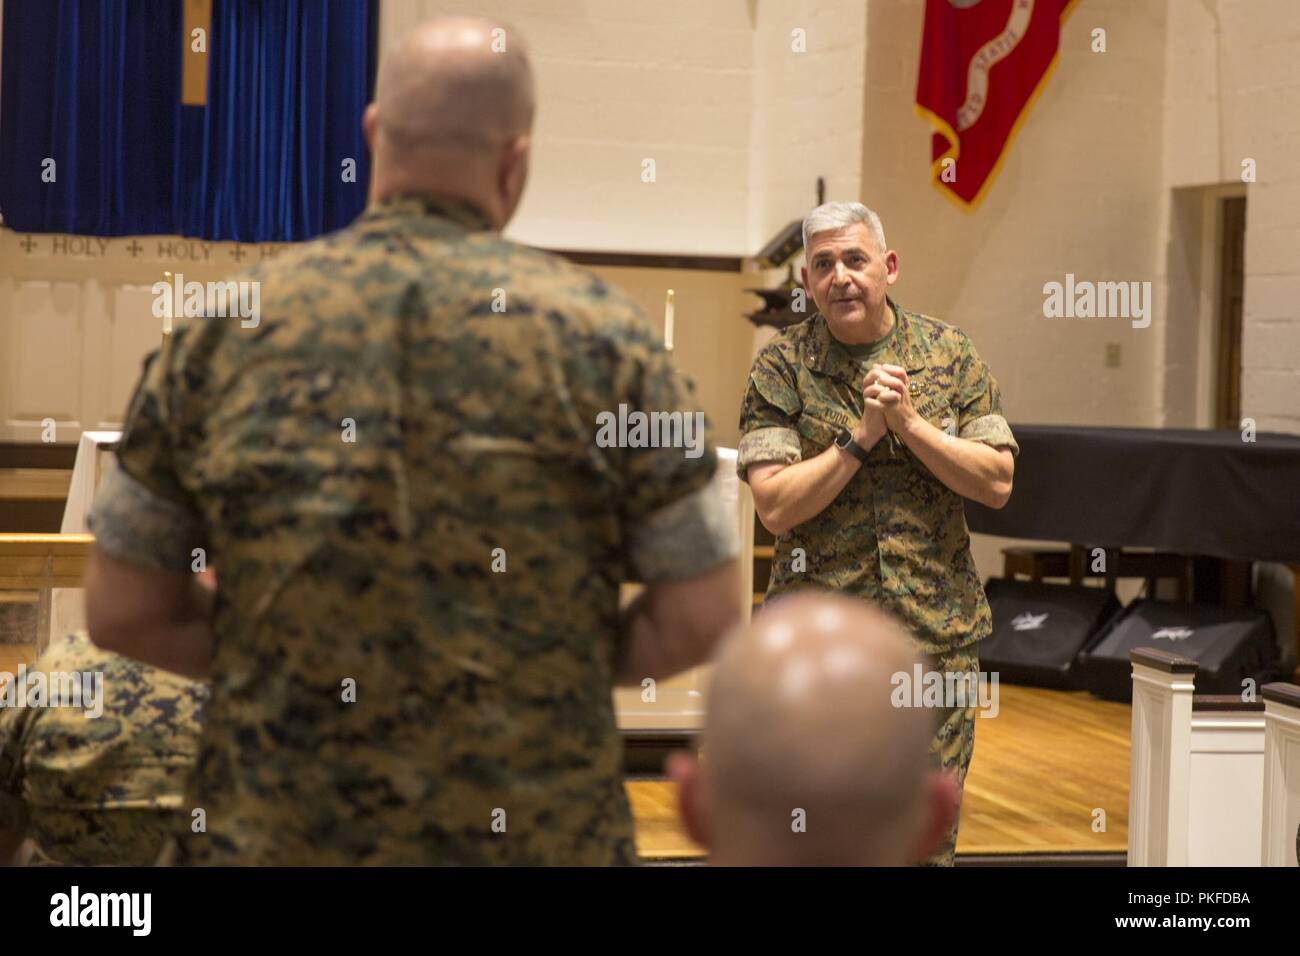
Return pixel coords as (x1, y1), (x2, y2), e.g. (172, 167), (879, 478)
(1261, 683), (1300, 867)
(1128, 647), (1198, 867)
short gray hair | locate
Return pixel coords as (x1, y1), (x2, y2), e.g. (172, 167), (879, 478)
(802, 202), (887, 260)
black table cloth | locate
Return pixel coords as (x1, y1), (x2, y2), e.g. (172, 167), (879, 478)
(964, 425), (1300, 564)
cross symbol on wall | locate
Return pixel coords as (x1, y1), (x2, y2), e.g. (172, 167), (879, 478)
(126, 240), (143, 257)
(230, 245), (246, 262)
(19, 235), (36, 253)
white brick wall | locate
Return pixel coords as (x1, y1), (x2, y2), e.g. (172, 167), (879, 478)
(1218, 0), (1300, 434)
(381, 0), (755, 255)
(747, 2), (867, 252)
(379, 1), (868, 258)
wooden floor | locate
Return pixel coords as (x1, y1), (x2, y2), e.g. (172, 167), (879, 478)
(628, 683), (1132, 860)
(2, 644), (1130, 861)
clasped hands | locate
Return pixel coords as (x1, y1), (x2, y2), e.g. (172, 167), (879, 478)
(853, 364), (920, 447)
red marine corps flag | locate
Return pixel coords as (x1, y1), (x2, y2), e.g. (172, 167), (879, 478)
(916, 0), (1078, 208)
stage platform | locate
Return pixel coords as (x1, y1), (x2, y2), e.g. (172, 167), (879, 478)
(628, 682), (1132, 863)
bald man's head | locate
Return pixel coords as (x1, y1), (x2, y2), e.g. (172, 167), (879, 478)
(364, 17), (535, 227)
(669, 592), (957, 866)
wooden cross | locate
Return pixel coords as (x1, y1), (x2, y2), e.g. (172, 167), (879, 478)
(182, 0), (213, 107)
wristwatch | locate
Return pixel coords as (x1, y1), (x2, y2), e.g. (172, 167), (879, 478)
(834, 427), (870, 463)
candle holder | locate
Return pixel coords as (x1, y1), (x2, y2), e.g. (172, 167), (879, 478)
(162, 270), (174, 340)
(663, 288), (675, 352)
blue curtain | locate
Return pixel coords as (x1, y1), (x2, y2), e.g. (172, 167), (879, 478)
(0, 0), (377, 242)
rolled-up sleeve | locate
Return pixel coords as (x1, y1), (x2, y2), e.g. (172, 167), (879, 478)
(955, 335), (1018, 456)
(89, 335), (207, 571)
(89, 466), (206, 573)
(736, 347), (803, 482)
(629, 477), (739, 583)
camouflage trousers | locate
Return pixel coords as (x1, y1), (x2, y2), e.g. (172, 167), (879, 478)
(919, 643), (979, 867)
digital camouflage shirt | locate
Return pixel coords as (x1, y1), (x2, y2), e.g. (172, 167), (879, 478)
(737, 301), (1018, 653)
(0, 631), (206, 865)
(90, 195), (732, 865)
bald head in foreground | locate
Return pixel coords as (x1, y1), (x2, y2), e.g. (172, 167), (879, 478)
(669, 593), (958, 866)
(363, 15), (536, 226)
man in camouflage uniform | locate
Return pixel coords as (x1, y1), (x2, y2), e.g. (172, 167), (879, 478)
(0, 631), (206, 865)
(738, 201), (1017, 866)
(84, 16), (739, 865)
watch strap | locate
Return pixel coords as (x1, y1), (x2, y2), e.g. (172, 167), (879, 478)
(836, 427), (870, 463)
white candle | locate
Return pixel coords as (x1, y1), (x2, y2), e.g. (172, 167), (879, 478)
(664, 289), (675, 351)
(163, 271), (173, 335)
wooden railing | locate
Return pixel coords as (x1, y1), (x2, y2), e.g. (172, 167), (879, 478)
(0, 533), (94, 588)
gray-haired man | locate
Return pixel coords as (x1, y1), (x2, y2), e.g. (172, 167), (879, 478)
(736, 201), (1019, 865)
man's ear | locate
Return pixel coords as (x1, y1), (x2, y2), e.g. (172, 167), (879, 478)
(884, 249), (900, 286)
(497, 135), (531, 226)
(665, 750), (710, 851)
(800, 265), (810, 291)
(912, 769), (959, 862)
(362, 103), (378, 152)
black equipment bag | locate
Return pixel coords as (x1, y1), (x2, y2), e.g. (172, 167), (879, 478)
(1079, 599), (1279, 702)
(980, 578), (1123, 690)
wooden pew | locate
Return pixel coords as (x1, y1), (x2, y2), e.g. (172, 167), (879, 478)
(1261, 683), (1300, 866)
(1183, 693), (1266, 865)
(0, 467), (72, 533)
(1129, 646), (1300, 866)
(0, 533), (94, 653)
